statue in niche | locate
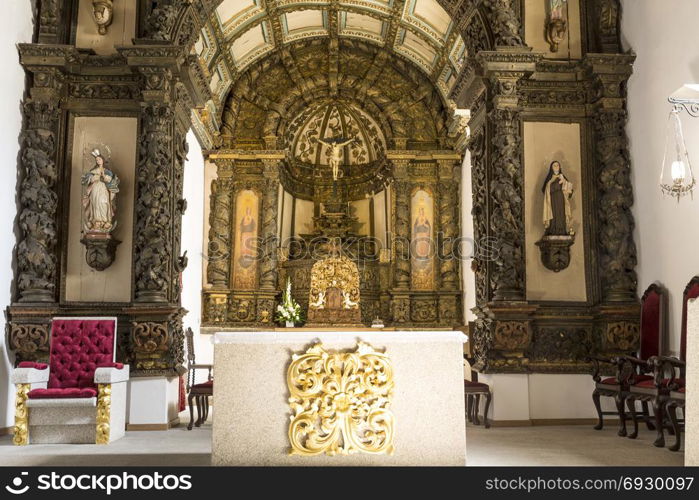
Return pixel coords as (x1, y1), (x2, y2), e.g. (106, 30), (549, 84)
(82, 148), (120, 234)
(545, 0), (568, 52)
(536, 160), (575, 273)
(80, 147), (121, 271)
(541, 160), (574, 236)
(318, 136), (355, 181)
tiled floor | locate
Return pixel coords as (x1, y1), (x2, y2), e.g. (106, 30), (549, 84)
(0, 413), (684, 466)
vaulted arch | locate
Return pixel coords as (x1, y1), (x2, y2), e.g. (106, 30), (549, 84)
(218, 38), (455, 151)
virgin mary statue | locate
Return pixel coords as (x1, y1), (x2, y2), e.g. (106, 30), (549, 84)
(82, 149), (120, 234)
(541, 160), (574, 236)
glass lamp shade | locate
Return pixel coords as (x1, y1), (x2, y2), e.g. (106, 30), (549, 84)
(660, 107), (696, 202)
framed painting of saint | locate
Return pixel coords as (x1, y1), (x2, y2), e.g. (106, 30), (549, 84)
(411, 189), (434, 290)
(232, 190), (259, 289)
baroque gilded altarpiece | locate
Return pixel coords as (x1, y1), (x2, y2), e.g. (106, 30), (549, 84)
(6, 0), (640, 377)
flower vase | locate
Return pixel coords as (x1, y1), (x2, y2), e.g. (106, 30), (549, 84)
(286, 321), (294, 328)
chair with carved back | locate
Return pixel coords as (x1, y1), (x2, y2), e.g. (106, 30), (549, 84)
(463, 324), (491, 428)
(626, 276), (697, 447)
(589, 283), (666, 436)
(185, 327), (213, 430)
(666, 386), (686, 452)
(10, 317), (129, 444)
(463, 357), (492, 429)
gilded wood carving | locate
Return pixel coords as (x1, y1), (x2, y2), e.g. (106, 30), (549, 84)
(287, 342), (395, 456)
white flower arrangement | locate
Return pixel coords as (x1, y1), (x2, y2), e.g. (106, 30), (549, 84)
(276, 277), (303, 326)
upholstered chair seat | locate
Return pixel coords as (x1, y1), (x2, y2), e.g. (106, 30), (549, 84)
(599, 374), (654, 386)
(191, 380), (213, 390)
(11, 318), (129, 445)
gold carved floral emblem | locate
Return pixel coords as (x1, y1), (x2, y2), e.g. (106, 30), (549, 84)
(287, 342), (395, 456)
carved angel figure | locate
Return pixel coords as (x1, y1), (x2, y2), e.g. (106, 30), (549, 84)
(310, 291), (326, 309)
(342, 291), (359, 309)
(81, 148), (119, 234)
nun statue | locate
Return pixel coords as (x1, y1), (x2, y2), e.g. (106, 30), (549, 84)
(541, 160), (574, 236)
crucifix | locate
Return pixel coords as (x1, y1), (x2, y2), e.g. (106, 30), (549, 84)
(318, 136), (355, 181)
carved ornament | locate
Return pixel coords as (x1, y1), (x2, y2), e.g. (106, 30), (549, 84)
(287, 342), (395, 456)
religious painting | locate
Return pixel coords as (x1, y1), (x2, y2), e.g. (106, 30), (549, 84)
(411, 189), (434, 290)
(232, 190), (259, 289)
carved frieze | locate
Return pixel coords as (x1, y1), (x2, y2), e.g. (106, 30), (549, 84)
(493, 321), (531, 352)
(529, 327), (598, 363)
(605, 321), (640, 352)
(7, 323), (50, 365)
(228, 297), (256, 323)
(131, 321), (169, 372)
(203, 293), (228, 324)
(410, 298), (438, 323)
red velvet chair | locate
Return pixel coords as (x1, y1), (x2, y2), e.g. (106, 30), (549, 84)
(10, 318), (129, 445)
(590, 283), (666, 436)
(625, 276), (698, 447)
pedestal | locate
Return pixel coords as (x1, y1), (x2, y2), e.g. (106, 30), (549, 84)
(212, 330), (467, 466)
(126, 376), (180, 430)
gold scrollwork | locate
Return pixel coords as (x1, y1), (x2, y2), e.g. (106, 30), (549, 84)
(308, 256), (361, 310)
(96, 384), (112, 444)
(287, 342), (395, 457)
(13, 384), (30, 446)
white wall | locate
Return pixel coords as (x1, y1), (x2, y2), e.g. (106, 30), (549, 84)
(622, 0), (699, 355)
(0, 1), (33, 430)
(461, 149), (476, 322)
(181, 131), (212, 367)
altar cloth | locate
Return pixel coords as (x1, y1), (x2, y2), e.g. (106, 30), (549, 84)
(212, 330), (468, 466)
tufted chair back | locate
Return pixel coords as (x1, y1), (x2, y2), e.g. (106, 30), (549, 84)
(639, 283), (666, 360)
(48, 318), (117, 390)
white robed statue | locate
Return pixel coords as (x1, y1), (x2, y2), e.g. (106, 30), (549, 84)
(81, 148), (120, 234)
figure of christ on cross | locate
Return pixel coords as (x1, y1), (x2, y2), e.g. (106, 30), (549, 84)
(317, 136), (355, 181)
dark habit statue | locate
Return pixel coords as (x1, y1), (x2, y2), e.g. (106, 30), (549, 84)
(541, 160), (574, 236)
(536, 160), (575, 273)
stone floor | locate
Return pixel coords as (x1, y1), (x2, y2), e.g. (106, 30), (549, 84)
(0, 413), (684, 466)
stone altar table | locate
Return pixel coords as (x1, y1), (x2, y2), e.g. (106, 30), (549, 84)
(212, 330), (467, 466)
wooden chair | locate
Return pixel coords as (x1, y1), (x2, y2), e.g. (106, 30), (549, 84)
(185, 328), (213, 430)
(666, 385), (685, 452)
(464, 375), (492, 428)
(625, 276), (697, 447)
(589, 283), (666, 436)
(463, 334), (491, 429)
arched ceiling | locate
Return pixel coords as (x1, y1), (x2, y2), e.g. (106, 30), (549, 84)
(189, 0), (470, 148)
(215, 38), (453, 151)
